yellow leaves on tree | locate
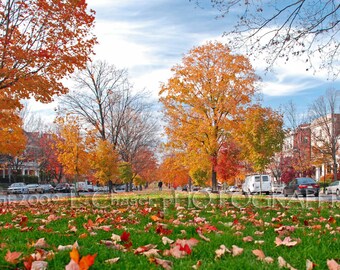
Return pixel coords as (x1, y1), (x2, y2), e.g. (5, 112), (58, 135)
(54, 115), (90, 181)
(237, 105), (285, 172)
(90, 139), (119, 186)
(159, 41), (258, 190)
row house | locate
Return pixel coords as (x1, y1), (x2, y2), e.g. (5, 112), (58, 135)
(282, 114), (340, 181)
(0, 132), (42, 181)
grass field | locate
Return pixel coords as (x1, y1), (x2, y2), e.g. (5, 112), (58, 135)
(0, 191), (339, 269)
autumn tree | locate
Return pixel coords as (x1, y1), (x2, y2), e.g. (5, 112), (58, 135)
(193, 0), (340, 78)
(215, 140), (243, 185)
(158, 154), (190, 188)
(90, 139), (119, 186)
(0, 0), (96, 130)
(238, 105), (285, 173)
(118, 161), (133, 190)
(159, 41), (257, 191)
(55, 115), (90, 188)
(309, 88), (340, 182)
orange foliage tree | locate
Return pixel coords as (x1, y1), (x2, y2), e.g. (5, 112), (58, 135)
(0, 111), (26, 156)
(159, 41), (257, 191)
(0, 0), (96, 129)
(158, 154), (190, 188)
(54, 116), (90, 184)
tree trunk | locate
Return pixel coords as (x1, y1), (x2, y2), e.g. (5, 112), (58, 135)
(212, 167), (217, 192)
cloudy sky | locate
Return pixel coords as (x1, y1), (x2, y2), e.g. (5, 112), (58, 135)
(31, 0), (339, 122)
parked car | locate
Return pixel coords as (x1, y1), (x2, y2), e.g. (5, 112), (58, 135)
(242, 174), (272, 195)
(272, 183), (286, 193)
(54, 183), (71, 193)
(115, 184), (126, 192)
(325, 180), (340, 196)
(228, 186), (240, 192)
(26, 184), (43, 194)
(283, 177), (319, 197)
(7, 182), (29, 194)
(40, 184), (55, 193)
(75, 182), (88, 192)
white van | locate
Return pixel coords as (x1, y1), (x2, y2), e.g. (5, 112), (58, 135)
(242, 174), (272, 195)
(76, 182), (88, 192)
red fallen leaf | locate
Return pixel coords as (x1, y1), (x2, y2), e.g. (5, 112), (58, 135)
(79, 254), (97, 270)
(156, 225), (173, 236)
(233, 219), (239, 225)
(304, 220), (309, 226)
(328, 217), (336, 224)
(5, 250), (22, 264)
(19, 216), (28, 227)
(179, 244), (191, 255)
(292, 215), (298, 223)
(120, 231), (130, 242)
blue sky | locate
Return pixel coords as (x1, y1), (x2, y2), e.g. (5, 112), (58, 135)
(31, 0), (340, 122)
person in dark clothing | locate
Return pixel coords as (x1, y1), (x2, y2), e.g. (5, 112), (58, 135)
(158, 181), (163, 191)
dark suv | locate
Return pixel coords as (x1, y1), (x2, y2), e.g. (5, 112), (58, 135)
(54, 183), (71, 193)
(283, 177), (319, 197)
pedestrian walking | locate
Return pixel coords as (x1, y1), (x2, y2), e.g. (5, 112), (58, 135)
(158, 181), (163, 191)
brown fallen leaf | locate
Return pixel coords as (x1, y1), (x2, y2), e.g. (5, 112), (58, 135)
(192, 260), (202, 269)
(150, 257), (173, 270)
(31, 260), (48, 270)
(162, 236), (174, 245)
(243, 236), (253, 242)
(252, 249), (265, 260)
(105, 257), (120, 264)
(197, 231), (210, 242)
(215, 245), (231, 259)
(327, 259), (340, 270)
(275, 237), (299, 247)
(306, 259), (316, 270)
(5, 250), (22, 264)
(232, 245), (243, 256)
(278, 256), (297, 270)
(33, 238), (49, 249)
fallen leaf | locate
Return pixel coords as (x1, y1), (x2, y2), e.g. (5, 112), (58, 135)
(306, 259), (316, 270)
(105, 257), (120, 264)
(243, 236), (253, 242)
(33, 238), (49, 248)
(31, 261), (48, 270)
(78, 254), (97, 270)
(215, 245), (231, 259)
(162, 237), (174, 245)
(275, 237), (299, 247)
(232, 245), (243, 256)
(197, 231), (210, 242)
(192, 260), (202, 269)
(252, 249), (265, 260)
(327, 259), (340, 270)
(65, 259), (79, 270)
(150, 257), (173, 270)
(5, 250), (22, 264)
(111, 233), (121, 242)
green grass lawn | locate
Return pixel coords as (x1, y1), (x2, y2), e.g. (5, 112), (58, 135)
(0, 191), (339, 269)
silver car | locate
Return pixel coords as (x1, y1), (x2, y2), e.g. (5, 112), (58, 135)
(325, 181), (340, 196)
(7, 182), (29, 194)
